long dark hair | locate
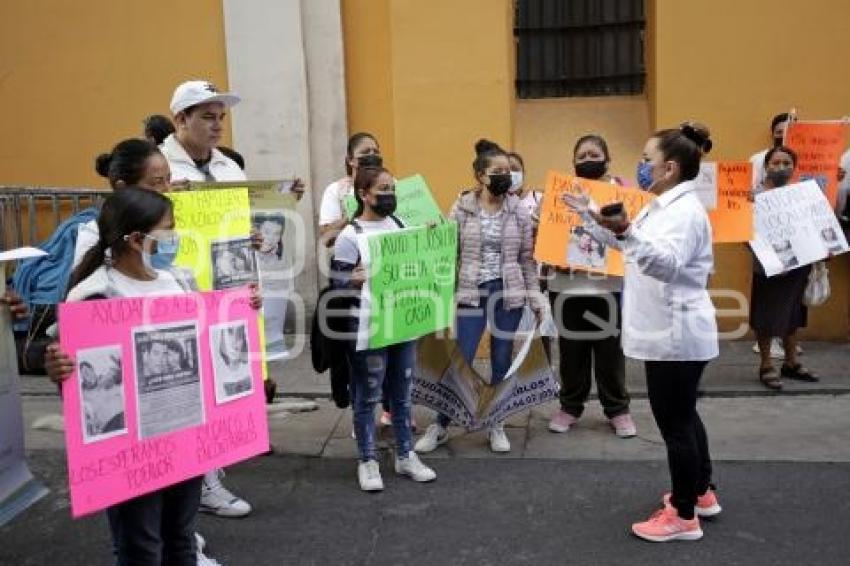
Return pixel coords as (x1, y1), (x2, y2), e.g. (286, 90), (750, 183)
(472, 139), (507, 178)
(95, 139), (160, 189)
(573, 134), (611, 162)
(652, 122), (712, 182)
(68, 187), (173, 292)
(345, 132), (379, 176)
(352, 166), (391, 218)
(764, 145), (798, 168)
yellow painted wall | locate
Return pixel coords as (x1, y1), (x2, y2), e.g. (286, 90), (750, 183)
(652, 0), (850, 339)
(514, 96), (650, 190)
(342, 0), (515, 212)
(0, 1), (231, 189)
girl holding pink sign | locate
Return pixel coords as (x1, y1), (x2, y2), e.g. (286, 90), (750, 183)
(46, 187), (261, 565)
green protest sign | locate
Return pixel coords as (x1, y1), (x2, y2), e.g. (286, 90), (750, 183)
(357, 222), (458, 350)
(343, 174), (444, 226)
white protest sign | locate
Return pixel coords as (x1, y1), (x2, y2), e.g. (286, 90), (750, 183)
(694, 161), (718, 210)
(750, 180), (849, 276)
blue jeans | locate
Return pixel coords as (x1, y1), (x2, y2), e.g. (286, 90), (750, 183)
(438, 279), (524, 427)
(349, 341), (416, 461)
(106, 477), (201, 566)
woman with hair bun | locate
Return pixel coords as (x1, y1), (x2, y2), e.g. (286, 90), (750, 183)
(564, 122), (721, 542)
(415, 139), (545, 454)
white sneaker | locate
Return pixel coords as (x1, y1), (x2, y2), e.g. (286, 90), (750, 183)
(195, 532), (206, 553)
(488, 425), (511, 453)
(197, 551), (222, 566)
(357, 460), (384, 491)
(414, 424), (448, 453)
(395, 451), (436, 482)
(200, 469), (252, 518)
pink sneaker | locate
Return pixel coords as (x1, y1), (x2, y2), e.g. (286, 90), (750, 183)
(663, 489), (722, 517)
(610, 414), (637, 438)
(548, 410), (577, 433)
(631, 505), (703, 542)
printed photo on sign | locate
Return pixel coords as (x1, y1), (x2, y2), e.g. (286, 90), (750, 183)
(210, 321), (254, 404)
(566, 226), (607, 269)
(211, 237), (257, 290)
(821, 226), (844, 255)
(132, 322), (203, 439)
(773, 240), (799, 270)
(76, 345), (126, 444)
(252, 212), (285, 261)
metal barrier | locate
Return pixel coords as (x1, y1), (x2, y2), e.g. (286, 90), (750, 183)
(0, 187), (110, 250)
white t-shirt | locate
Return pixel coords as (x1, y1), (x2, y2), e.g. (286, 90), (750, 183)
(74, 219), (100, 269)
(750, 148), (769, 190)
(105, 268), (185, 298)
(319, 178), (354, 226)
(333, 217), (401, 265)
(517, 190), (543, 220)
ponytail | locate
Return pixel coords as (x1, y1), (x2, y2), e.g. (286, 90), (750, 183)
(67, 187), (173, 294)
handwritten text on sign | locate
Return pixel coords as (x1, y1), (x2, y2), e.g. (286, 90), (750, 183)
(59, 288), (268, 518)
(534, 171), (654, 276)
(357, 222), (458, 350)
(785, 121), (849, 207)
(708, 161), (754, 243)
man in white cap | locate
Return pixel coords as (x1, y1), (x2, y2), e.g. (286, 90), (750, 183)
(161, 81), (252, 522)
(161, 80), (245, 183)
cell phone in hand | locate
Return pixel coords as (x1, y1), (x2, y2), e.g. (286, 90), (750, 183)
(599, 202), (624, 217)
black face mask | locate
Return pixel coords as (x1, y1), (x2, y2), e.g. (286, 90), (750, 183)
(357, 153), (383, 168)
(773, 136), (784, 148)
(372, 193), (397, 217)
(766, 168), (793, 187)
(487, 173), (512, 196)
(574, 160), (607, 180)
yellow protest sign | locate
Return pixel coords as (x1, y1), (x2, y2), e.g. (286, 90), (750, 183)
(168, 188), (253, 292)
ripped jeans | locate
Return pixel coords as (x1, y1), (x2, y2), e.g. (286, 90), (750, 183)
(349, 341), (416, 462)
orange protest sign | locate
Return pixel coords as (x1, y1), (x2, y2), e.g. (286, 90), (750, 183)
(534, 171), (654, 276)
(785, 121), (849, 207)
(708, 161), (754, 243)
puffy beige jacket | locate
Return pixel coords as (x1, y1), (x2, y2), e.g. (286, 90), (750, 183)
(449, 190), (543, 311)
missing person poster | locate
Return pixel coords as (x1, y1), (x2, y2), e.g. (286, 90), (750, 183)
(534, 171), (655, 276)
(58, 287), (268, 518)
(749, 180), (849, 276)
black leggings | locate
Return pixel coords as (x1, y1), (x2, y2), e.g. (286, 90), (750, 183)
(645, 360), (713, 520)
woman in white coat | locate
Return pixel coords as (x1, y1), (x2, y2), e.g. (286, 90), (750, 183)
(564, 123), (720, 543)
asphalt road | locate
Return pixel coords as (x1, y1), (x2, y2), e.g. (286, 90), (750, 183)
(3, 451), (848, 566)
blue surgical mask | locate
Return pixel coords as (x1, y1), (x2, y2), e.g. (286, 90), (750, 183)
(142, 233), (180, 272)
(509, 171), (524, 193)
(636, 161), (654, 191)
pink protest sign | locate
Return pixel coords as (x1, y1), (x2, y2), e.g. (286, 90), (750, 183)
(58, 288), (268, 518)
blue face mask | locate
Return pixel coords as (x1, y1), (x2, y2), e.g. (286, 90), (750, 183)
(636, 161), (654, 191)
(142, 233), (180, 272)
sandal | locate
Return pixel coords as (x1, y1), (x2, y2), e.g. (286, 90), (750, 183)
(781, 363), (819, 382)
(759, 367), (783, 390)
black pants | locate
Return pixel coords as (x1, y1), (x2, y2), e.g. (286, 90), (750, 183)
(645, 361), (713, 520)
(550, 292), (629, 418)
(106, 477), (202, 566)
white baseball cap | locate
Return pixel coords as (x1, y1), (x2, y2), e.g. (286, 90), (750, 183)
(169, 80), (241, 115)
